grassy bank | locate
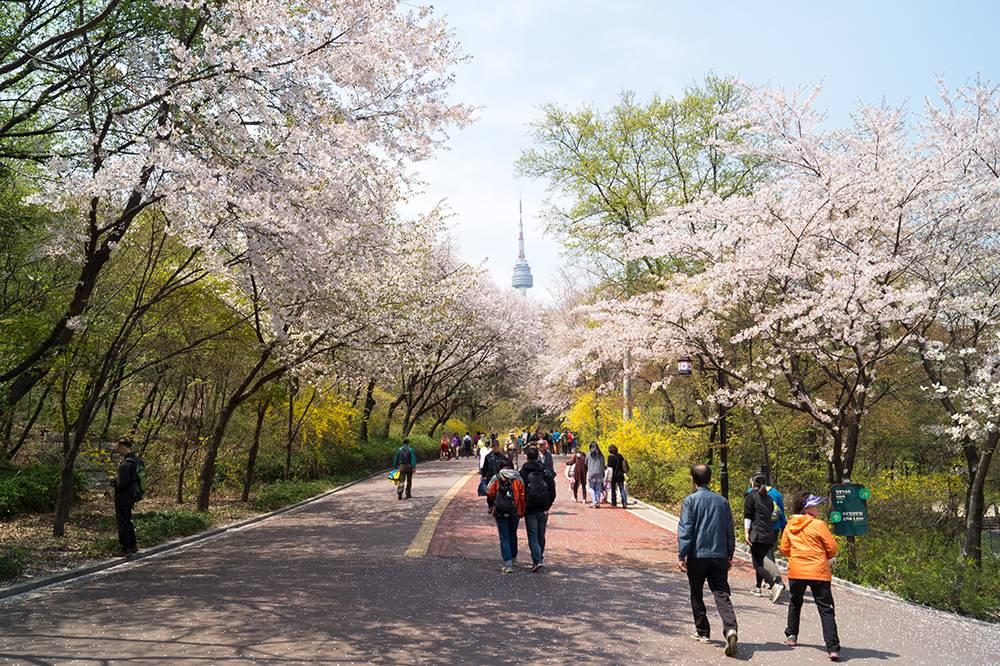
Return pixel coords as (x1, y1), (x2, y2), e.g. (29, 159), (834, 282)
(0, 436), (434, 586)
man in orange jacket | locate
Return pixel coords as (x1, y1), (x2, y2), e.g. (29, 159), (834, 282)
(486, 467), (526, 573)
(779, 491), (842, 661)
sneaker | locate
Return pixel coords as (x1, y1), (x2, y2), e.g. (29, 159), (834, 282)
(751, 587), (763, 597)
(783, 636), (797, 647)
(770, 583), (785, 604)
(500, 566), (513, 574)
(828, 652), (840, 662)
(724, 629), (738, 657)
(691, 633), (711, 644)
(531, 562), (542, 572)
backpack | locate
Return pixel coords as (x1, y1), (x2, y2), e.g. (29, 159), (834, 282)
(494, 476), (516, 516)
(129, 457), (146, 503)
(396, 446), (412, 468)
(769, 493), (781, 522)
(621, 456), (630, 474)
(525, 469), (549, 509)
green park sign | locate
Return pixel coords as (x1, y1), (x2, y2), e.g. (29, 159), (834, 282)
(829, 483), (870, 537)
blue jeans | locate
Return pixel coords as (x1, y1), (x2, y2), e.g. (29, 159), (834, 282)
(524, 511), (548, 564)
(589, 478), (603, 505)
(495, 514), (519, 564)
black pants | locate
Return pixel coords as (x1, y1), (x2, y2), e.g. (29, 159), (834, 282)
(786, 579), (840, 651)
(397, 465), (413, 498)
(686, 558), (738, 638)
(750, 541), (779, 588)
(572, 478), (586, 501)
(610, 479), (627, 506)
(115, 498), (137, 552)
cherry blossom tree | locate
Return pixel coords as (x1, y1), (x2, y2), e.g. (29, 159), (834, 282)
(0, 0), (470, 425)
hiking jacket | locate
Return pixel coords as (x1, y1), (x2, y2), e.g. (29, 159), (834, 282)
(519, 460), (556, 515)
(481, 451), (512, 480)
(743, 490), (776, 544)
(111, 452), (139, 505)
(677, 486), (735, 561)
(394, 446), (417, 469)
(607, 453), (627, 482)
(779, 514), (838, 581)
(486, 468), (526, 517)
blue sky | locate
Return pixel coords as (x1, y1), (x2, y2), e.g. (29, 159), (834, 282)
(406, 0), (1000, 301)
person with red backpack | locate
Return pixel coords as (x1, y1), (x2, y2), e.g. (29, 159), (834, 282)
(519, 446), (556, 572)
(486, 465), (526, 574)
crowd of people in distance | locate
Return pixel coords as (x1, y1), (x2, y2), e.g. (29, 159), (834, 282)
(393, 430), (843, 661)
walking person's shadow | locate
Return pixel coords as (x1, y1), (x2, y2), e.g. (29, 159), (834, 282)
(733, 641), (899, 661)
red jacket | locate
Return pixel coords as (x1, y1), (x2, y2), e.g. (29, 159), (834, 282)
(486, 471), (526, 518)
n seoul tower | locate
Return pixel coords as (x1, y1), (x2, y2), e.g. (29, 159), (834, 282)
(511, 199), (534, 297)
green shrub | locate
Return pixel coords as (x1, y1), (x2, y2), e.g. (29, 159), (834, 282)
(0, 545), (28, 581)
(251, 479), (334, 511)
(134, 510), (211, 544)
(0, 464), (86, 518)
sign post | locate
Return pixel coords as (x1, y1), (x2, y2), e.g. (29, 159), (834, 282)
(829, 483), (870, 537)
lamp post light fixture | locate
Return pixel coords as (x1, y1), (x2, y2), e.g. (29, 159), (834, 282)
(677, 357), (693, 376)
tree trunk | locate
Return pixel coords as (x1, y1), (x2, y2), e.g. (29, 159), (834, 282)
(285, 380), (298, 481)
(176, 438), (189, 504)
(382, 394), (405, 439)
(622, 348), (633, 422)
(359, 379), (376, 443)
(197, 402), (237, 512)
(963, 432), (999, 567)
(242, 398), (269, 503)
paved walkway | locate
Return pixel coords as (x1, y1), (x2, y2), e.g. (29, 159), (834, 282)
(1, 458), (997, 664)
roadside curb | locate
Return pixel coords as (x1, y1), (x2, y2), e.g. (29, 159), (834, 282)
(629, 498), (999, 628)
(0, 466), (396, 603)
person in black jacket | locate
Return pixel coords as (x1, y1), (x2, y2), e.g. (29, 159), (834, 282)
(606, 445), (629, 508)
(519, 446), (556, 572)
(744, 475), (785, 602)
(108, 437), (140, 555)
(481, 440), (513, 509)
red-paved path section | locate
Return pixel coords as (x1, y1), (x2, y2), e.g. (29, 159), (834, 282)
(429, 462), (752, 577)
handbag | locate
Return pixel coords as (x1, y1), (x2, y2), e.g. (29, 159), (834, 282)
(388, 468), (400, 482)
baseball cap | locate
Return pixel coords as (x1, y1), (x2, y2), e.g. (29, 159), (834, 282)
(804, 494), (826, 509)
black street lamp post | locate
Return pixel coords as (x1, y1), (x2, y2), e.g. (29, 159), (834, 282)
(677, 356), (729, 502)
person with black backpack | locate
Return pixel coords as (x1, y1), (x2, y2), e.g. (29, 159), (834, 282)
(108, 437), (143, 555)
(394, 438), (417, 500)
(486, 466), (525, 574)
(519, 446), (556, 572)
(606, 445), (629, 508)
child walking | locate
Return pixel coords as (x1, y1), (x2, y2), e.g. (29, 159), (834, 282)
(780, 491), (841, 662)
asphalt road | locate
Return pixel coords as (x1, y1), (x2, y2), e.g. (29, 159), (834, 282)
(1, 459), (998, 665)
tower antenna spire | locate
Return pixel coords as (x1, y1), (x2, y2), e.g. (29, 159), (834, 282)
(511, 196), (533, 296)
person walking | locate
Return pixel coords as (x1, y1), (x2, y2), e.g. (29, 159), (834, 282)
(108, 437), (142, 556)
(585, 443), (605, 509)
(606, 445), (629, 508)
(539, 440), (555, 476)
(481, 439), (512, 485)
(744, 475), (785, 602)
(393, 438), (416, 499)
(571, 450), (588, 502)
(780, 492), (841, 662)
(486, 466), (526, 573)
(766, 479), (787, 562)
(520, 446), (556, 571)
(462, 432), (473, 459)
(676, 464), (739, 657)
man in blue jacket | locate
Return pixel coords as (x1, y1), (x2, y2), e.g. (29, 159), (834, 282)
(677, 464), (739, 657)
